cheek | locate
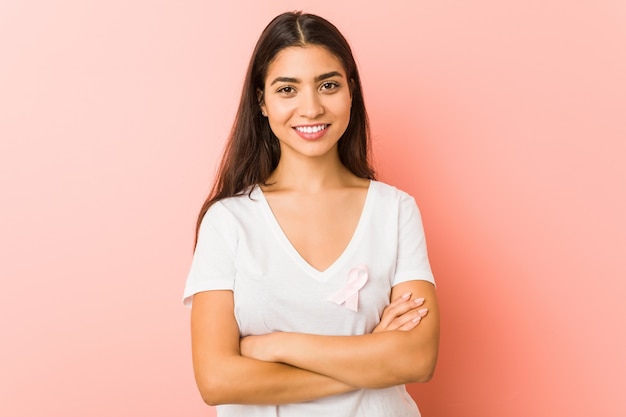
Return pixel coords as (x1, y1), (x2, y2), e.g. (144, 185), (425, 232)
(266, 100), (294, 120)
(332, 97), (352, 120)
(266, 108), (294, 137)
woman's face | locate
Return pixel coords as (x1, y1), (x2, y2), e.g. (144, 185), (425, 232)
(260, 45), (352, 161)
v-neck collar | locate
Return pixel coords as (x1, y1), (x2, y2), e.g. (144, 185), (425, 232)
(253, 180), (375, 281)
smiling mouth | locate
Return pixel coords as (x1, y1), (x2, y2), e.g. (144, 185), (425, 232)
(294, 124), (329, 134)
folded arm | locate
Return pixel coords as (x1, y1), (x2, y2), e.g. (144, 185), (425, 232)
(191, 290), (356, 406)
(241, 280), (439, 389)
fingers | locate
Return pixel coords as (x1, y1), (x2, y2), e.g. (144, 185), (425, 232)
(375, 293), (413, 331)
(376, 293), (429, 332)
(385, 293), (425, 319)
(395, 307), (429, 331)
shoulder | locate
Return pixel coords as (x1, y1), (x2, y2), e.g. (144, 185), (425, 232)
(205, 187), (261, 217)
(199, 187), (263, 233)
(368, 181), (424, 225)
(370, 180), (415, 204)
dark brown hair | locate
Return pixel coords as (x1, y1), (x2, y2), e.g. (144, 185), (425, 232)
(195, 11), (375, 244)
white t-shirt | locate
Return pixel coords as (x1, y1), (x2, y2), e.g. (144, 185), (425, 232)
(183, 180), (435, 417)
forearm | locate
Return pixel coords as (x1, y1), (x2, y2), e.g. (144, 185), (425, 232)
(191, 291), (356, 406)
(195, 353), (356, 406)
(270, 329), (438, 389)
(242, 282), (440, 389)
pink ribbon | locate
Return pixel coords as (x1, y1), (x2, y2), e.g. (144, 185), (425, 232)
(327, 265), (368, 312)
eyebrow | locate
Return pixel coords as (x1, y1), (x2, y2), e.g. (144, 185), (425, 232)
(270, 71), (344, 86)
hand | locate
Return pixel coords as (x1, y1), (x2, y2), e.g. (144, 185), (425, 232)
(240, 333), (280, 362)
(372, 292), (429, 333)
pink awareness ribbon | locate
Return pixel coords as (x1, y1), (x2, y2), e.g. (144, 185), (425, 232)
(327, 265), (368, 312)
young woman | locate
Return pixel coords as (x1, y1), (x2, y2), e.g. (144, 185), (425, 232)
(183, 11), (440, 417)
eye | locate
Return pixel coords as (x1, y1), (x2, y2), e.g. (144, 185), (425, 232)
(320, 81), (340, 91)
(277, 86), (296, 95)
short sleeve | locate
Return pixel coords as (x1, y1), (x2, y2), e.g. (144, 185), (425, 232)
(392, 194), (435, 287)
(182, 202), (238, 307)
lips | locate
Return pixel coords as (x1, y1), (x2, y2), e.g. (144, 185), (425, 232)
(294, 124), (329, 134)
(293, 124), (330, 140)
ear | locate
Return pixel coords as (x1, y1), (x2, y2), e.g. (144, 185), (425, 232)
(257, 88), (267, 116)
(349, 78), (355, 104)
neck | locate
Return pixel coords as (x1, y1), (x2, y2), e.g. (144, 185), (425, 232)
(265, 150), (353, 193)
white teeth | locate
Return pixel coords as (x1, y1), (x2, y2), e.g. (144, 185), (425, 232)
(295, 124), (327, 134)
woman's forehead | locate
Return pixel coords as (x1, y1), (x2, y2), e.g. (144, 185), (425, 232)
(265, 45), (346, 82)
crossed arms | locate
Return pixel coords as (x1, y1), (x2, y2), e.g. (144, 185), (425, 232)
(190, 279), (439, 406)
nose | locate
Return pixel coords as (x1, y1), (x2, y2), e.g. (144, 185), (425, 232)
(298, 88), (324, 118)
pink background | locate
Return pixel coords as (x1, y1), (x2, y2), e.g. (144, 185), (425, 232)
(1, 0), (625, 416)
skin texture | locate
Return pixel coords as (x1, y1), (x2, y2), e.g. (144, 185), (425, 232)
(190, 45), (440, 406)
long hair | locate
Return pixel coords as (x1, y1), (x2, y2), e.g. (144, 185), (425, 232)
(195, 11), (375, 244)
